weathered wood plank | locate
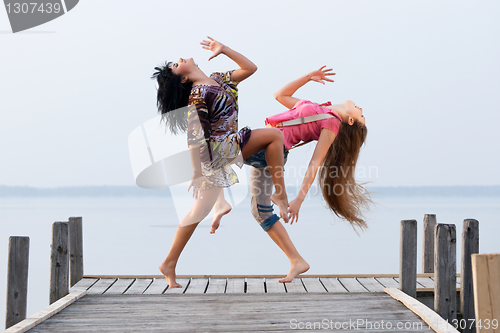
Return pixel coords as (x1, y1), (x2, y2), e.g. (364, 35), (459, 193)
(246, 278), (265, 294)
(435, 223), (457, 321)
(163, 278), (190, 294)
(50, 222), (69, 304)
(376, 277), (399, 288)
(27, 293), (437, 333)
(205, 278), (226, 294)
(83, 273), (438, 279)
(183, 278), (208, 294)
(338, 277), (368, 292)
(104, 278), (135, 294)
(320, 278), (348, 293)
(417, 277), (435, 288)
(225, 278), (245, 293)
(284, 279), (307, 293)
(69, 278), (98, 292)
(264, 278), (286, 293)
(143, 278), (168, 295)
(472, 253), (500, 333)
(301, 278), (327, 293)
(5, 236), (30, 329)
(3, 289), (87, 333)
(86, 279), (117, 295)
(68, 217), (84, 288)
(124, 279), (153, 295)
(460, 219), (479, 333)
(400, 219), (418, 298)
(385, 287), (460, 333)
(422, 214), (437, 273)
(357, 277), (385, 292)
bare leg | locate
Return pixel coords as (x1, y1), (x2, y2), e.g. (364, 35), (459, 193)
(210, 189), (232, 234)
(242, 128), (289, 223)
(266, 221), (310, 282)
(159, 187), (222, 287)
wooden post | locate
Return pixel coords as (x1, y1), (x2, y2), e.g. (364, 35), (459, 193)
(471, 253), (500, 333)
(69, 217), (83, 287)
(422, 214), (437, 273)
(5, 236), (29, 329)
(434, 223), (457, 321)
(399, 219), (417, 298)
(461, 219), (479, 333)
(50, 222), (69, 304)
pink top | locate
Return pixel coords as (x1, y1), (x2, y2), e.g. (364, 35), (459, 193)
(265, 100), (342, 150)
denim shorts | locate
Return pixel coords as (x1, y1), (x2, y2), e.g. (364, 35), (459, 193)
(243, 146), (289, 169)
(243, 146), (289, 231)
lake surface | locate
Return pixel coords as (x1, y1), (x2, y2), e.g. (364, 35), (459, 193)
(1, 193), (498, 326)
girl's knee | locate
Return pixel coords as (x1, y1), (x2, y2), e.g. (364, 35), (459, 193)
(269, 128), (283, 142)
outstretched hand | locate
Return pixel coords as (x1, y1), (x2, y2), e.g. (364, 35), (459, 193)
(187, 174), (212, 199)
(200, 36), (226, 61)
(308, 66), (335, 85)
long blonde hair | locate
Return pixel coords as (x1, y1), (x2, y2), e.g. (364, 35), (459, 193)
(318, 120), (371, 235)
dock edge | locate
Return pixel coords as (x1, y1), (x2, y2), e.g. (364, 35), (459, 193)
(384, 287), (459, 333)
(2, 289), (87, 333)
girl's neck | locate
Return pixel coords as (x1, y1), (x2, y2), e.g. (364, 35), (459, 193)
(190, 68), (219, 87)
(325, 104), (348, 123)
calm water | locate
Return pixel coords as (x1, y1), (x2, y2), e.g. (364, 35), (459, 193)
(1, 194), (499, 326)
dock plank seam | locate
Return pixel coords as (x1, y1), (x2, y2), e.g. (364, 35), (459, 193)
(354, 277), (371, 292)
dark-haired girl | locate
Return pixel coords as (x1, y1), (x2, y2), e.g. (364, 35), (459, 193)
(243, 66), (370, 282)
(152, 37), (289, 288)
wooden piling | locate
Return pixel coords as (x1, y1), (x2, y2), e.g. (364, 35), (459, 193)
(5, 236), (29, 330)
(69, 217), (83, 287)
(471, 253), (500, 333)
(434, 223), (457, 321)
(50, 222), (69, 305)
(422, 214), (437, 273)
(461, 219), (479, 333)
(399, 219), (417, 298)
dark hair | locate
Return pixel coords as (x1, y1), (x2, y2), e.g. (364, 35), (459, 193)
(318, 120), (371, 236)
(151, 61), (193, 134)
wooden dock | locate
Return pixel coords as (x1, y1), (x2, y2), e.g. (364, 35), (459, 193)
(6, 274), (460, 333)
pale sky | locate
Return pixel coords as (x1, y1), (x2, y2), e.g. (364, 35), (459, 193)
(1, 0), (499, 187)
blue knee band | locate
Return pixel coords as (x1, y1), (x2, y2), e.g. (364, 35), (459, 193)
(260, 214), (280, 232)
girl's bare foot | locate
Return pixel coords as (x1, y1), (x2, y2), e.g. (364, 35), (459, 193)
(278, 258), (310, 283)
(158, 260), (182, 288)
(271, 192), (289, 223)
(210, 201), (232, 234)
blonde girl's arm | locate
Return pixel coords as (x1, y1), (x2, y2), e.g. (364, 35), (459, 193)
(273, 66), (336, 109)
(287, 128), (336, 224)
(200, 36), (257, 82)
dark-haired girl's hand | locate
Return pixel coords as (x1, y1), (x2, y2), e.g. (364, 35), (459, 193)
(308, 66), (336, 85)
(200, 36), (227, 61)
(187, 173), (212, 199)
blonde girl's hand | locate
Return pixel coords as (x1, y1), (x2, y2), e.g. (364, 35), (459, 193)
(308, 66), (336, 85)
(187, 174), (212, 199)
(200, 36), (226, 61)
(287, 197), (303, 224)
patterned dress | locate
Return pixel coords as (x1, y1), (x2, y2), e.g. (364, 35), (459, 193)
(187, 70), (252, 190)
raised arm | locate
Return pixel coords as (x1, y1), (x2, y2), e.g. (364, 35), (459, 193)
(200, 36), (257, 82)
(287, 128), (336, 224)
(273, 66), (335, 109)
